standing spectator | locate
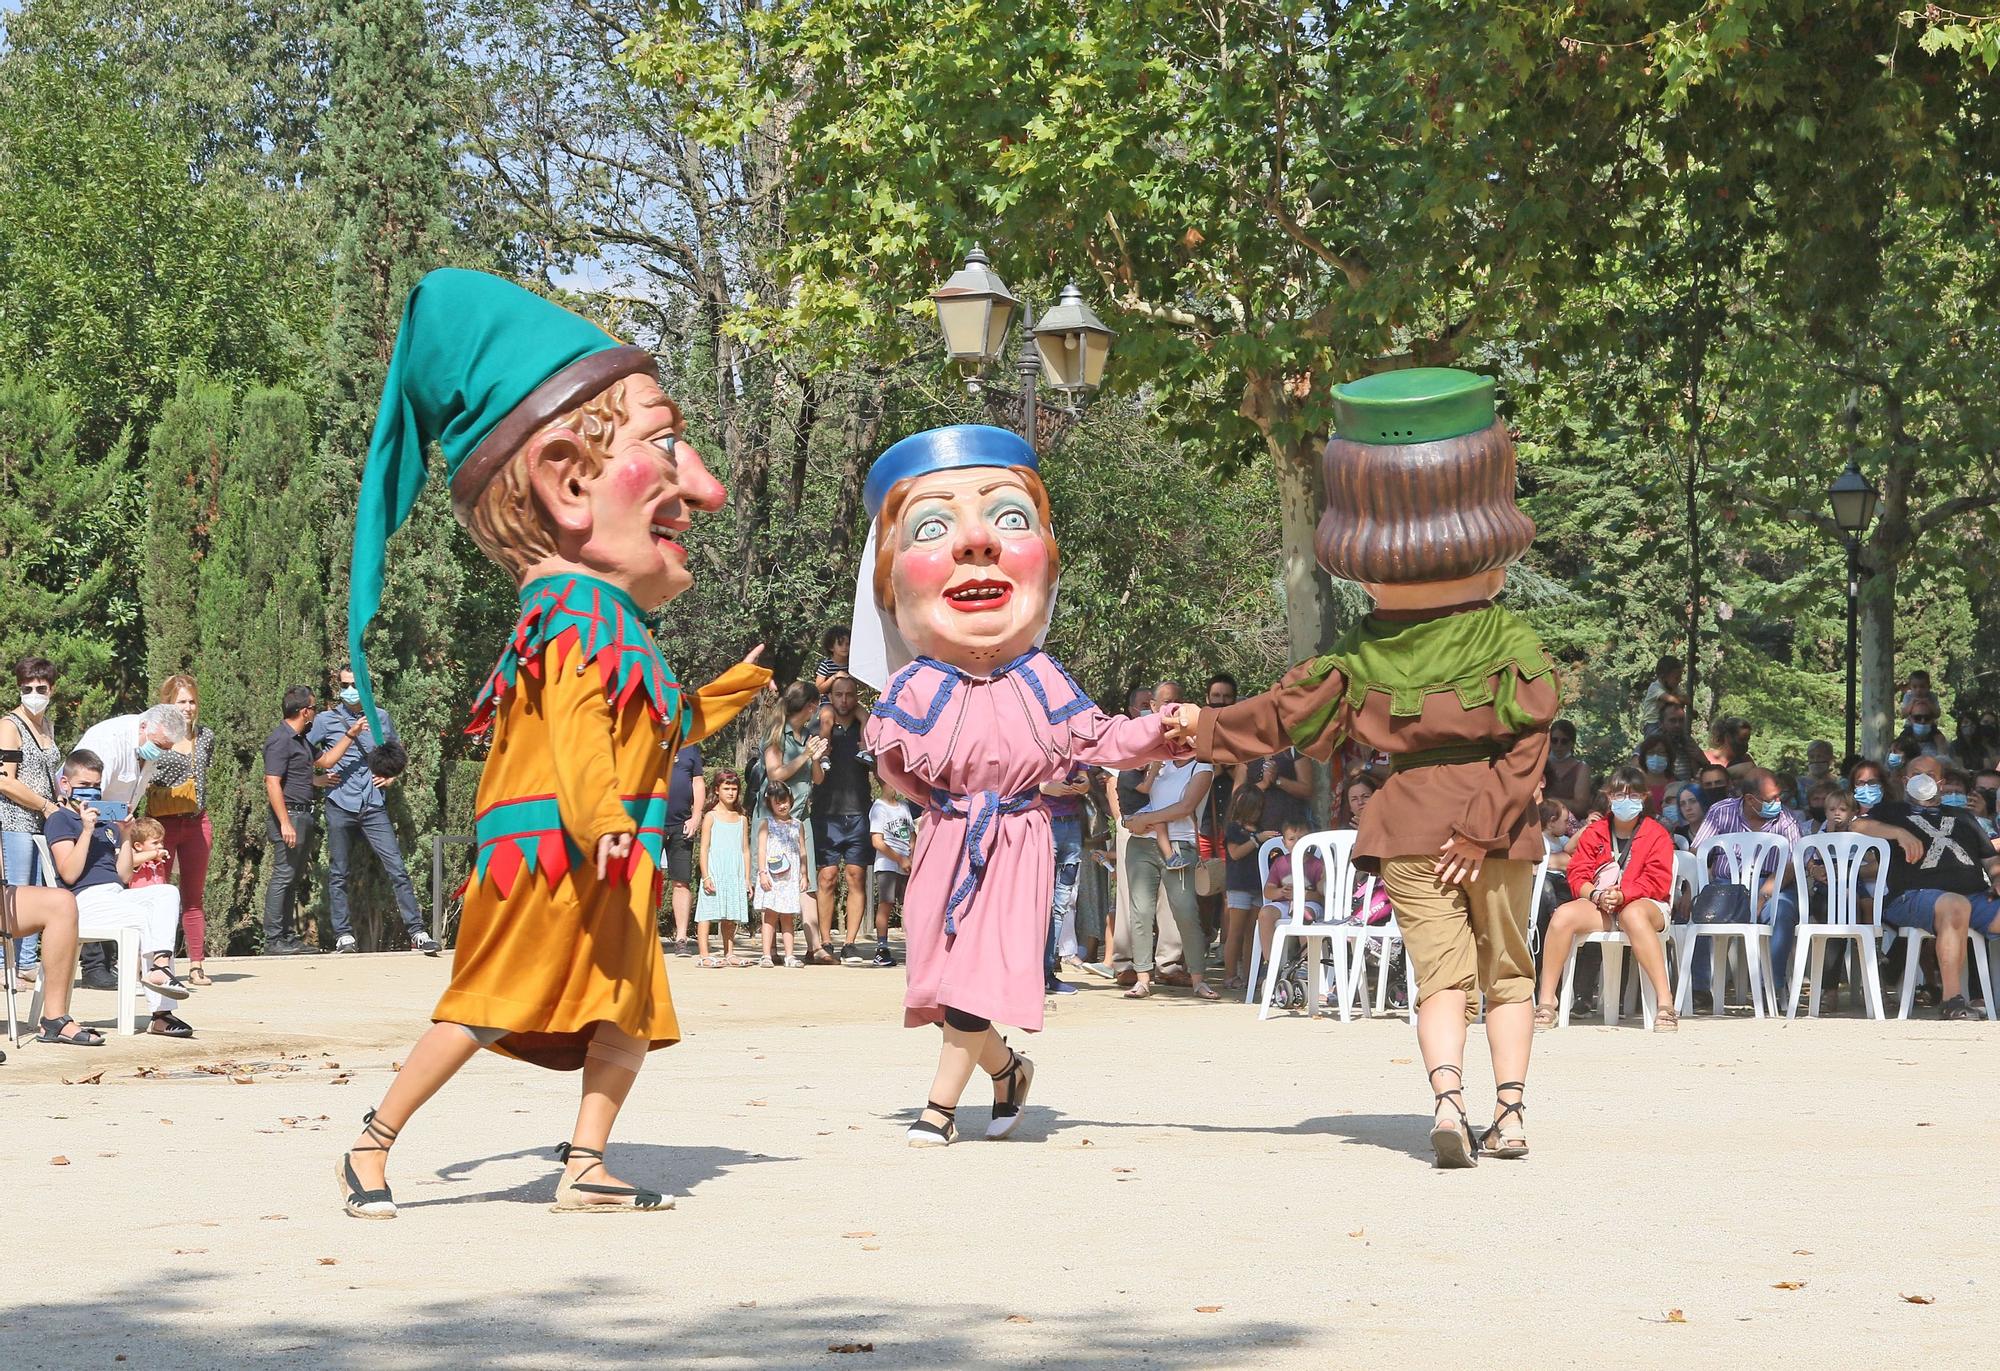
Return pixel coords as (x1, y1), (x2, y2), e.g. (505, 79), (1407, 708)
(661, 743), (704, 956)
(1635, 735), (1675, 810)
(1112, 680), (1194, 984)
(1892, 693), (1947, 763)
(147, 675), (217, 984)
(1534, 765), (1679, 1032)
(1254, 746), (1316, 830)
(1853, 758), (2000, 1020)
(47, 749), (198, 1038)
(1196, 673), (1243, 944)
(814, 674), (871, 964)
(75, 703), (191, 816)
(1543, 720), (1594, 819)
(694, 771), (751, 968)
(1640, 656), (1683, 731)
(1338, 771), (1381, 829)
(310, 665), (440, 956)
(868, 772), (917, 968)
(754, 784), (808, 967)
(261, 686), (322, 955)
(1121, 753), (1215, 1000)
(759, 683), (825, 949)
(1654, 699), (1706, 783)
(1038, 762), (1088, 992)
(1690, 768), (1804, 1005)
(1217, 787), (1272, 990)
(0, 655), (63, 988)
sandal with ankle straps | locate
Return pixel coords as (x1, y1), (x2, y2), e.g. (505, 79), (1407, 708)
(1427, 1064), (1477, 1170)
(335, 1109), (401, 1219)
(550, 1143), (672, 1213)
(906, 1100), (957, 1147)
(1480, 1081), (1529, 1160)
(985, 1047), (1035, 1140)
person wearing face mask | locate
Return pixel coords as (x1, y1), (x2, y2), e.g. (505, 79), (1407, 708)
(309, 665), (440, 957)
(1634, 736), (1674, 810)
(1533, 766), (1678, 1032)
(1688, 768), (1806, 1006)
(1792, 740), (1836, 812)
(72, 702), (193, 985)
(1893, 693), (1948, 765)
(1543, 720), (1594, 820)
(1851, 757), (2000, 1020)
(0, 655), (65, 988)
(145, 675), (218, 986)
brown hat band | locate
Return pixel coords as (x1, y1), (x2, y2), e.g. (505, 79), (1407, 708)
(448, 345), (659, 518)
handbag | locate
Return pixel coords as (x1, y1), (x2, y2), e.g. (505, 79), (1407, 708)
(1689, 881), (1751, 925)
(1194, 856), (1227, 897)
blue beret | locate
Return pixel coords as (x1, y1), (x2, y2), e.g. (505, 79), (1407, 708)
(863, 424), (1038, 520)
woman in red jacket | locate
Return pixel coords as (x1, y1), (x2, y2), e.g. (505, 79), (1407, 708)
(1533, 764), (1678, 1032)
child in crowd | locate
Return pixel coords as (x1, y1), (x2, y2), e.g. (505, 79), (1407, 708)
(694, 771), (750, 968)
(756, 783), (807, 966)
(815, 626), (853, 734)
(1256, 815), (1325, 962)
(866, 782), (918, 968)
(1139, 759), (1194, 872)
(125, 817), (172, 889)
(1219, 787), (1274, 990)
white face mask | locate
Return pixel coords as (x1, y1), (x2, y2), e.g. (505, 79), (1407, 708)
(19, 688), (50, 716)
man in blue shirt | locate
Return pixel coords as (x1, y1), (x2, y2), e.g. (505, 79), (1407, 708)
(310, 665), (439, 956)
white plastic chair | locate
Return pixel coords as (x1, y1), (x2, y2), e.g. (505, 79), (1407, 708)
(1553, 856), (1677, 1030)
(1241, 837), (1290, 1004)
(1893, 926), (1996, 1022)
(1787, 833), (1889, 1020)
(1676, 832), (1786, 1018)
(1525, 856), (1551, 956)
(1255, 831), (1362, 1021)
(27, 834), (145, 1037)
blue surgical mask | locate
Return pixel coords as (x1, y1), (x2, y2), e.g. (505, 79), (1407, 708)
(1644, 754), (1668, 774)
(1610, 797), (1646, 822)
(1854, 783), (1883, 808)
(1909, 722), (1932, 738)
(136, 741), (163, 762)
(1886, 753), (1904, 770)
(340, 687), (362, 706)
(1758, 799), (1784, 820)
(1942, 793), (1969, 809)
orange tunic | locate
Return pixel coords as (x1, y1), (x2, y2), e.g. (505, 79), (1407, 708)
(435, 575), (768, 1070)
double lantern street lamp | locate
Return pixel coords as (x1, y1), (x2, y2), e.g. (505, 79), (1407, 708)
(1827, 459), (1881, 765)
(930, 247), (1115, 451)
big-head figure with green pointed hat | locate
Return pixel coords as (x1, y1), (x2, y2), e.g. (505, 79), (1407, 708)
(1170, 366), (1561, 1165)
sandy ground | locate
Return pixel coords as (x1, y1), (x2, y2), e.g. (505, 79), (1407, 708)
(2, 947), (1995, 1369)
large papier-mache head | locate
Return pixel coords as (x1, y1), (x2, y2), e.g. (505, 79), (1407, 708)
(1315, 367), (1535, 586)
(849, 424), (1061, 690)
(349, 268), (711, 733)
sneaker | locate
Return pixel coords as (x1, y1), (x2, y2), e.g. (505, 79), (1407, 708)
(783, 955), (805, 968)
(1046, 979), (1078, 996)
(410, 932), (442, 957)
(871, 944), (896, 969)
(333, 935), (358, 954)
(80, 968), (119, 991)
(264, 938), (308, 957)
(1940, 994), (1972, 1021)
(1163, 850), (1192, 871)
(839, 942), (866, 966)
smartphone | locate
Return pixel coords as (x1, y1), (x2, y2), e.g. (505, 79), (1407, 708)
(87, 799), (131, 822)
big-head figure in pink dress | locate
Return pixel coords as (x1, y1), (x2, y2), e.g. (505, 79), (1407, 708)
(850, 425), (1185, 1147)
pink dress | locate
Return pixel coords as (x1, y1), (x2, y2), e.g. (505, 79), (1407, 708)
(865, 651), (1183, 1031)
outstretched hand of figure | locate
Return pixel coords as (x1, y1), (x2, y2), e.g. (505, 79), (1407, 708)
(740, 643), (777, 696)
(1162, 703), (1201, 744)
(597, 831), (635, 879)
(1436, 833), (1485, 888)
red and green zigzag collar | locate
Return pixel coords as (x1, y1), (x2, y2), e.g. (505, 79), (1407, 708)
(469, 573), (683, 735)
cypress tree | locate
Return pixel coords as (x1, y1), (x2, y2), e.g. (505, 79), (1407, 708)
(141, 372), (231, 686)
(197, 386), (325, 951)
(317, 0), (460, 947)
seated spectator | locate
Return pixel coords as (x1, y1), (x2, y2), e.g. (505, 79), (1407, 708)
(1540, 798), (1578, 871)
(1543, 720), (1594, 820)
(1534, 765), (1678, 1033)
(1975, 769), (1999, 823)
(1635, 734), (1674, 808)
(1793, 740), (1836, 810)
(1966, 779), (1998, 839)
(1640, 656), (1684, 732)
(1666, 782), (1708, 845)
(1892, 693), (1948, 763)
(1253, 815), (1324, 981)
(1696, 762), (1733, 809)
(1, 880), (102, 1046)
(45, 749), (197, 1038)
(1689, 768), (1804, 1004)
(1654, 700), (1706, 782)
(1801, 780), (1842, 834)
(1852, 757), (2000, 1020)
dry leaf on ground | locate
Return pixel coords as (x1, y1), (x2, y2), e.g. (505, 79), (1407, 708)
(317, 1258), (338, 1266)
(49, 1155), (70, 1166)
(859, 1245), (880, 1252)
(843, 1231), (875, 1239)
(133, 1066), (159, 1079)
(172, 1249), (207, 1255)
(1901, 1294), (1934, 1305)
(828, 1343), (874, 1354)
(1348, 1229), (1365, 1238)
(1663, 1309), (1688, 1323)
(1793, 1249), (1813, 1255)
(1195, 1305), (1223, 1314)
(230, 1075), (254, 1085)
(1006, 1315), (1032, 1324)
(259, 1214), (287, 1221)
(1112, 1167), (1134, 1174)
(62, 1071), (104, 1086)
(1773, 1281), (1805, 1290)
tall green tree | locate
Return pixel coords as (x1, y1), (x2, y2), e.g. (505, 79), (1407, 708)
(197, 387), (326, 951)
(142, 373), (233, 685)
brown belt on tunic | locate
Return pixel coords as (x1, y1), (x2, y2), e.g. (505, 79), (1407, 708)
(1390, 743), (1504, 774)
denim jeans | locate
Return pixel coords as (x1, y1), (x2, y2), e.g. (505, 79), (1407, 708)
(326, 803), (424, 940)
(1685, 886), (1799, 999)
(264, 807), (319, 944)
(1047, 813), (1083, 979)
(3, 828), (41, 970)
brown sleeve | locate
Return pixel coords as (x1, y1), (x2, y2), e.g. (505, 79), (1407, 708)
(1194, 659), (1348, 766)
(1453, 672), (1559, 851)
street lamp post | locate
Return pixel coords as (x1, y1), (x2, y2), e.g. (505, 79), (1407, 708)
(1828, 459), (1881, 764)
(931, 248), (1115, 450)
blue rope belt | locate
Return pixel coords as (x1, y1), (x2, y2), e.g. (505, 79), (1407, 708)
(927, 786), (1044, 934)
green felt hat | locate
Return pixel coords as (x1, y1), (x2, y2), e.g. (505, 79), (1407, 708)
(1330, 367), (1495, 446)
(348, 268), (657, 734)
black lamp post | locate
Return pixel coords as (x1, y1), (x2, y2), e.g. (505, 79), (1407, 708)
(931, 247), (1115, 451)
(1828, 459), (1881, 763)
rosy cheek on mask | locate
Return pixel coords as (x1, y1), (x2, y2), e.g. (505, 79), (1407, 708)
(608, 454), (662, 504)
(995, 533), (1048, 589)
(893, 540), (959, 607)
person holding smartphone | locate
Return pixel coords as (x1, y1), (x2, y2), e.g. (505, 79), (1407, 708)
(45, 748), (198, 1038)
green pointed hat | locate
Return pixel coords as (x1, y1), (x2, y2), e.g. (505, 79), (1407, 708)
(347, 268), (658, 733)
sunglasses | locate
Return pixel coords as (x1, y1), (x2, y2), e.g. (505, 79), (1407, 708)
(1910, 715), (1938, 724)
